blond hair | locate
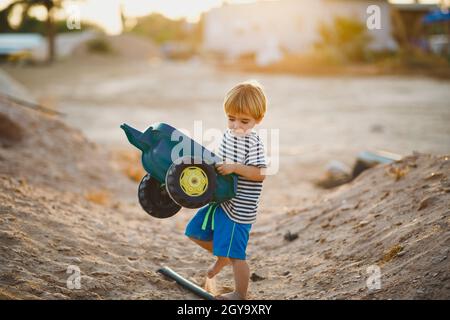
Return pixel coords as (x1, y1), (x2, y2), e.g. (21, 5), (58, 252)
(223, 80), (267, 121)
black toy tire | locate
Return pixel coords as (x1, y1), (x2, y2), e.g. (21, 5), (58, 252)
(138, 174), (181, 219)
(165, 156), (216, 209)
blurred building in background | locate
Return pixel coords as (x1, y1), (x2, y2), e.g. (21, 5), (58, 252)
(203, 0), (397, 64)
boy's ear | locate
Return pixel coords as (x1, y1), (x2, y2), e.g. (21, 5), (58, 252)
(256, 117), (263, 124)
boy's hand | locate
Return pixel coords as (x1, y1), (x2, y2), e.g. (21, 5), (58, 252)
(215, 163), (235, 175)
(215, 163), (266, 181)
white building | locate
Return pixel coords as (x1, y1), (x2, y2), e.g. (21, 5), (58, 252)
(203, 0), (397, 64)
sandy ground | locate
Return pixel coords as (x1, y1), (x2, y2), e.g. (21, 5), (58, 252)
(4, 56), (450, 204)
(1, 55), (449, 299)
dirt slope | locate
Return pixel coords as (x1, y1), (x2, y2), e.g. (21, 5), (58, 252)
(0, 100), (449, 299)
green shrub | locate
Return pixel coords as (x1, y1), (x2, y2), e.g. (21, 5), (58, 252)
(86, 37), (113, 55)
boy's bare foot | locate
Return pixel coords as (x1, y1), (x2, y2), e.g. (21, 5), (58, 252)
(207, 257), (230, 278)
(216, 291), (245, 300)
(204, 276), (217, 295)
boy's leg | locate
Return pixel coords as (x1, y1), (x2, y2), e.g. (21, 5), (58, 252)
(232, 259), (250, 299)
(207, 256), (231, 278)
(188, 237), (213, 253)
(212, 206), (252, 296)
(217, 258), (249, 300)
(185, 205), (214, 252)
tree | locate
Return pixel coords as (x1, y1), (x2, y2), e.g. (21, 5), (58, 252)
(315, 16), (373, 63)
(1, 0), (60, 63)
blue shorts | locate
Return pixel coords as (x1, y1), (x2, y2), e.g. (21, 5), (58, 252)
(185, 204), (252, 260)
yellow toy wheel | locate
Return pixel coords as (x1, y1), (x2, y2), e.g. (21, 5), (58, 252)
(179, 167), (209, 197)
(165, 157), (216, 208)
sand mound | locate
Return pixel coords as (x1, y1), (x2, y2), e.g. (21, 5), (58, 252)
(249, 153), (449, 299)
(0, 101), (199, 299)
(0, 100), (134, 197)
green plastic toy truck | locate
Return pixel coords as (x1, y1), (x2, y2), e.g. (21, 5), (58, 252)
(121, 122), (237, 219)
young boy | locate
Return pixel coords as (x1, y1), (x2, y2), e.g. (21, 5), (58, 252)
(185, 80), (267, 300)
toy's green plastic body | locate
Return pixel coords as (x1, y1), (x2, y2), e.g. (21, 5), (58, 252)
(121, 122), (237, 203)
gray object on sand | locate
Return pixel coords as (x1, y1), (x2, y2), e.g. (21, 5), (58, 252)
(352, 150), (402, 178)
(158, 266), (216, 300)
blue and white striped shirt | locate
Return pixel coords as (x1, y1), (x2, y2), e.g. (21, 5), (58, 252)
(217, 129), (267, 224)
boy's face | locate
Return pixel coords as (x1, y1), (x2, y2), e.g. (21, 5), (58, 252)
(226, 112), (261, 136)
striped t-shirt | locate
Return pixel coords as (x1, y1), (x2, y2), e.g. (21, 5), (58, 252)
(217, 128), (267, 224)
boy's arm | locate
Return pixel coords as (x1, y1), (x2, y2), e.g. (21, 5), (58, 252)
(215, 163), (265, 182)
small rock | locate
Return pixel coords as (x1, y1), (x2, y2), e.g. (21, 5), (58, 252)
(418, 196), (438, 211)
(370, 124), (384, 133)
(380, 191), (390, 200)
(90, 271), (111, 277)
(431, 256), (447, 264)
(282, 271), (290, 276)
(315, 161), (352, 189)
(284, 231), (298, 242)
(396, 251), (406, 257)
(359, 220), (370, 227)
(67, 257), (82, 263)
(112, 202), (121, 209)
(425, 172), (443, 180)
(250, 273), (265, 282)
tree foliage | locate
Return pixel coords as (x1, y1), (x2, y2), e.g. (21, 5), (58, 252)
(315, 16), (372, 63)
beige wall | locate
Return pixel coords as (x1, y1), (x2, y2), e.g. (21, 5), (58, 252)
(203, 0), (397, 58)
